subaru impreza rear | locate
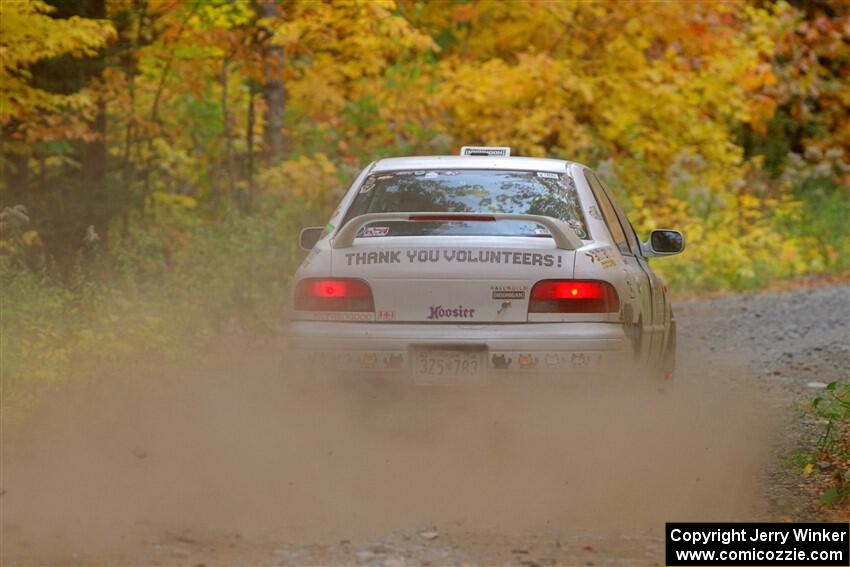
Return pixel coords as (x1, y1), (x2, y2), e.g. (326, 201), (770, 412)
(286, 147), (680, 384)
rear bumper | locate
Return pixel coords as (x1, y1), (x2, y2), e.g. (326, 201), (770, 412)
(285, 321), (631, 375)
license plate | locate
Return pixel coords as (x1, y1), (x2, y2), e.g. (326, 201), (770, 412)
(412, 348), (484, 384)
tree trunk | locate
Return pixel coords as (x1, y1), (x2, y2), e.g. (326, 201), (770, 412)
(79, 0), (108, 187)
(244, 82), (257, 212)
(257, 0), (287, 163)
(82, 99), (107, 184)
(78, 0), (109, 254)
(221, 58), (236, 199)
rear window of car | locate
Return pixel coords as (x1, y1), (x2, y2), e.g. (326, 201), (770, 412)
(341, 169), (589, 239)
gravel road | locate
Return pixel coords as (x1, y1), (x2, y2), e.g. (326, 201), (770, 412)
(2, 283), (848, 566)
(675, 283), (849, 399)
(675, 283), (850, 520)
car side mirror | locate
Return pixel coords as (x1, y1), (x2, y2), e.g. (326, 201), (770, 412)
(644, 229), (685, 257)
(299, 226), (324, 251)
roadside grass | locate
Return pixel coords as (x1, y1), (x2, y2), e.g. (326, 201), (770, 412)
(797, 381), (850, 510)
(1, 203), (310, 418)
(672, 271), (850, 302)
(653, 175), (850, 293)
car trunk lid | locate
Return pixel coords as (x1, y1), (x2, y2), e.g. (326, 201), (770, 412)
(330, 236), (575, 323)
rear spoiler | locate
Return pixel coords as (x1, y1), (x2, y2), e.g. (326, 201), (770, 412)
(332, 212), (583, 250)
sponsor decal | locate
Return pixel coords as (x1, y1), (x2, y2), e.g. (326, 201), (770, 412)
(305, 351), (409, 371)
(492, 354), (512, 369)
(491, 285), (527, 300)
(518, 354), (538, 369)
(323, 222), (335, 235)
(383, 354), (404, 369)
(362, 226), (389, 237)
(536, 171), (560, 179)
(360, 353), (378, 369)
(568, 218), (588, 239)
(584, 246), (617, 268)
(299, 311), (375, 322)
(534, 226), (550, 235)
(344, 248), (564, 268)
(570, 353), (590, 368)
(427, 304), (475, 320)
(378, 310), (395, 321)
(544, 353), (560, 368)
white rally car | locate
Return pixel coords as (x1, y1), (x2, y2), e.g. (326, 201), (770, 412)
(288, 147), (684, 383)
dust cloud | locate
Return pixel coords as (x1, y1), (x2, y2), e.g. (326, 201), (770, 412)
(2, 343), (775, 563)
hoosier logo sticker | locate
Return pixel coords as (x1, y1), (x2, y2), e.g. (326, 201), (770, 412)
(427, 305), (476, 320)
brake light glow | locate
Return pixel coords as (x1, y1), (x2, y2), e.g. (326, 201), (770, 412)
(529, 280), (619, 313)
(310, 280), (350, 298)
(294, 278), (374, 312)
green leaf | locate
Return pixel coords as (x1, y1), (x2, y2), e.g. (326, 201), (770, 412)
(820, 488), (840, 506)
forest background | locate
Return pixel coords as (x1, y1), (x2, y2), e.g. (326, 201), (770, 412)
(1, 0), (848, 408)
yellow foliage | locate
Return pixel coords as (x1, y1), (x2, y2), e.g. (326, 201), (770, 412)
(257, 154), (339, 200)
(0, 0), (846, 296)
(419, 0), (779, 220)
(276, 0), (436, 123)
(151, 192), (199, 211)
(0, 0), (115, 140)
(21, 230), (40, 247)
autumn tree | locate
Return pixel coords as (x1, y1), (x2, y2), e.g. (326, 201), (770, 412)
(0, 0), (114, 189)
(1, 0), (846, 290)
(256, 0), (287, 163)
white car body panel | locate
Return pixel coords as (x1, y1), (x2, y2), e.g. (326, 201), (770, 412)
(288, 154), (677, 378)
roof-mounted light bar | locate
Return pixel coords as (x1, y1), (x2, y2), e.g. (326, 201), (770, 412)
(460, 146), (511, 157)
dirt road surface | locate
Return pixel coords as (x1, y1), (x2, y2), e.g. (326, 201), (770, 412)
(3, 284), (848, 566)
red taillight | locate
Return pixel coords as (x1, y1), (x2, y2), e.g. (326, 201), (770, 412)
(310, 280), (350, 298)
(529, 280), (619, 313)
(294, 278), (374, 312)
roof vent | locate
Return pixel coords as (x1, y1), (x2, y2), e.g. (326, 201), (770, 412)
(460, 146), (511, 157)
